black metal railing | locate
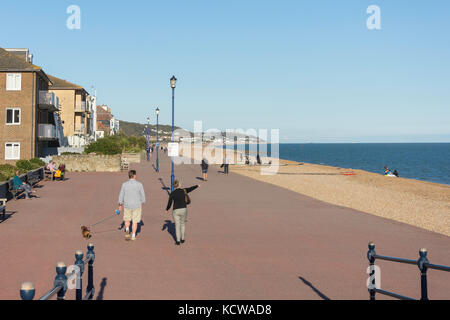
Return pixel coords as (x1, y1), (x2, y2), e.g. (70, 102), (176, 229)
(367, 242), (450, 300)
(20, 243), (95, 300)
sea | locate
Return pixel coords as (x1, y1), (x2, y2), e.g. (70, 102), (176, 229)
(230, 143), (450, 185)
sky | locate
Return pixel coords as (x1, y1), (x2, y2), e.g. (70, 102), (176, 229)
(1, 0), (449, 143)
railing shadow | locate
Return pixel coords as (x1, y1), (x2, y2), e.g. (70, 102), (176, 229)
(0, 211), (17, 224)
(298, 276), (331, 300)
(158, 178), (170, 195)
(96, 277), (107, 300)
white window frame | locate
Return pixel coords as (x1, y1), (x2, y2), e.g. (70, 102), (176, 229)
(6, 73), (22, 91)
(5, 108), (21, 125)
(5, 142), (20, 160)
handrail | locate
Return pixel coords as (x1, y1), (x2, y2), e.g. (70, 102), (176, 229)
(367, 243), (450, 300)
(39, 285), (63, 300)
(371, 254), (417, 266)
(373, 289), (415, 301)
(424, 262), (450, 272)
(20, 243), (95, 300)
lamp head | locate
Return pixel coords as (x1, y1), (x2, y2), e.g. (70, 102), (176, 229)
(170, 76), (177, 88)
(156, 107), (160, 115)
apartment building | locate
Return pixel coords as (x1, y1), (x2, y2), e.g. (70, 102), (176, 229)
(48, 75), (96, 147)
(0, 48), (64, 164)
(96, 104), (119, 136)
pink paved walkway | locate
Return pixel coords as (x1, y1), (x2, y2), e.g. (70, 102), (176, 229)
(0, 153), (449, 300)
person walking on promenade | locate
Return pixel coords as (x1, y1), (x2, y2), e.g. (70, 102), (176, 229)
(201, 158), (209, 181)
(118, 170), (146, 241)
(165, 180), (200, 245)
(220, 157), (229, 174)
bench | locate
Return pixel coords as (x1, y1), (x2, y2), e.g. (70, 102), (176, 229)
(44, 169), (53, 181)
(0, 198), (5, 221)
(28, 172), (41, 186)
(8, 180), (23, 201)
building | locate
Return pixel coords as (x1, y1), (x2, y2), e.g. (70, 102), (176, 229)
(48, 75), (96, 147)
(0, 48), (64, 163)
(96, 104), (119, 136)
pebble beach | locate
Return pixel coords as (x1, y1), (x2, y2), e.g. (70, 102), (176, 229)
(183, 145), (450, 236)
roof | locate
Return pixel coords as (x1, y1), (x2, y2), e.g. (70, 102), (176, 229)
(0, 47), (51, 83)
(48, 74), (87, 93)
(0, 47), (40, 71)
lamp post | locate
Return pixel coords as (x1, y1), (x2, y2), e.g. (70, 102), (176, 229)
(156, 107), (160, 172)
(170, 76), (177, 192)
(146, 117), (150, 161)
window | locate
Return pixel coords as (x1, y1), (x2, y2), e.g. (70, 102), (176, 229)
(6, 108), (21, 125)
(6, 73), (21, 91)
(5, 143), (20, 160)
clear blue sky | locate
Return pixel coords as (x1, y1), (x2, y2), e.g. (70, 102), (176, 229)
(1, 0), (449, 142)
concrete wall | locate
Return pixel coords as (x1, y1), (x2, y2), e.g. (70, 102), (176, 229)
(52, 154), (121, 172)
(121, 152), (143, 164)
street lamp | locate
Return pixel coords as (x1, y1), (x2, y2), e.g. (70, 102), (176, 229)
(170, 76), (177, 191)
(156, 107), (160, 172)
(146, 116), (150, 161)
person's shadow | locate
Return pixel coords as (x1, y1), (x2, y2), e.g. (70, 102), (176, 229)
(162, 220), (177, 242)
(117, 220), (144, 236)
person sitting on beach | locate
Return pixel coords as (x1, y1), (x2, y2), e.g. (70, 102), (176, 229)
(384, 165), (391, 176)
(12, 171), (34, 199)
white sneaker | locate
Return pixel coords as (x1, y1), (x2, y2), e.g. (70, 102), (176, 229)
(131, 234), (136, 241)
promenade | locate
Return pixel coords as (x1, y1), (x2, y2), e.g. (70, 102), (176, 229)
(0, 154), (449, 300)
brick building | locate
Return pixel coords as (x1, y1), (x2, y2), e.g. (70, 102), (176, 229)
(0, 48), (63, 164)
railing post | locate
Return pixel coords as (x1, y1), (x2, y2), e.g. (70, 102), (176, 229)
(367, 242), (376, 301)
(20, 282), (35, 300)
(74, 250), (85, 300)
(86, 243), (95, 300)
(418, 248), (429, 301)
(54, 262), (68, 300)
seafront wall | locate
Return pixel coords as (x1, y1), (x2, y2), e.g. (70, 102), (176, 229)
(121, 152), (144, 164)
(52, 154), (121, 172)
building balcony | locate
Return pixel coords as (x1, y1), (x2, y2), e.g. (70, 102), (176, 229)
(38, 124), (58, 141)
(75, 101), (86, 113)
(39, 91), (59, 111)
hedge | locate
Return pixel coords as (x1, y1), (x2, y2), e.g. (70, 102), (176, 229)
(84, 134), (146, 155)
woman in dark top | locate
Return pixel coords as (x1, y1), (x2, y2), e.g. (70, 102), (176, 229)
(201, 158), (209, 181)
(166, 180), (200, 245)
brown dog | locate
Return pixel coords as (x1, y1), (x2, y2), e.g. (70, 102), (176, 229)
(81, 226), (91, 239)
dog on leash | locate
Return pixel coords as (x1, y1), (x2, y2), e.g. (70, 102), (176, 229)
(81, 226), (92, 239)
